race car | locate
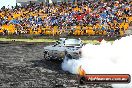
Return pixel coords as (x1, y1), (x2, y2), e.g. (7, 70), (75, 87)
(43, 38), (83, 60)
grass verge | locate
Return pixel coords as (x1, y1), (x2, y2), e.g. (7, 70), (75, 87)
(0, 38), (114, 45)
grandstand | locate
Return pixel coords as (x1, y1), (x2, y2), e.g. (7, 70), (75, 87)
(16, 0), (73, 4)
(0, 0), (131, 37)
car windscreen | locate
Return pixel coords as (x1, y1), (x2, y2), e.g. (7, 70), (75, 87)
(64, 39), (81, 46)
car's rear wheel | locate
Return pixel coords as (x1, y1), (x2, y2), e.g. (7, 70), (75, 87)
(44, 51), (51, 60)
(66, 54), (72, 60)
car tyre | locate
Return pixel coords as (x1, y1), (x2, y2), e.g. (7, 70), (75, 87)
(44, 51), (51, 60)
(66, 54), (72, 60)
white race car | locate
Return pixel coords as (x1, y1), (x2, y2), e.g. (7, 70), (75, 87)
(43, 38), (83, 60)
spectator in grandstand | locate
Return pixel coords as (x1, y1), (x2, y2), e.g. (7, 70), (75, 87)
(0, 0), (131, 36)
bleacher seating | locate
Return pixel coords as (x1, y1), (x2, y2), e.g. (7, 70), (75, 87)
(0, 1), (131, 36)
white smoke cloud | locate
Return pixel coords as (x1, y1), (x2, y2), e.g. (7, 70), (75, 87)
(61, 35), (132, 88)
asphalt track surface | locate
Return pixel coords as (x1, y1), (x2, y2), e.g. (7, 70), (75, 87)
(0, 42), (112, 88)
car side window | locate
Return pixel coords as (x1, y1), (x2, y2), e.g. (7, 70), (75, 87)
(54, 41), (61, 46)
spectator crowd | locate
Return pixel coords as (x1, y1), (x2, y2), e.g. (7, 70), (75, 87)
(0, 0), (131, 36)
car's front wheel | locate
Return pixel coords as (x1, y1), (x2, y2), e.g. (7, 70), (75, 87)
(43, 51), (51, 60)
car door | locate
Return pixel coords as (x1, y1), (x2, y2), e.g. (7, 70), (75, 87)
(52, 45), (66, 59)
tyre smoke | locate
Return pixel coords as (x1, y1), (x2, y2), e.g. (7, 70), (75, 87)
(61, 35), (132, 88)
